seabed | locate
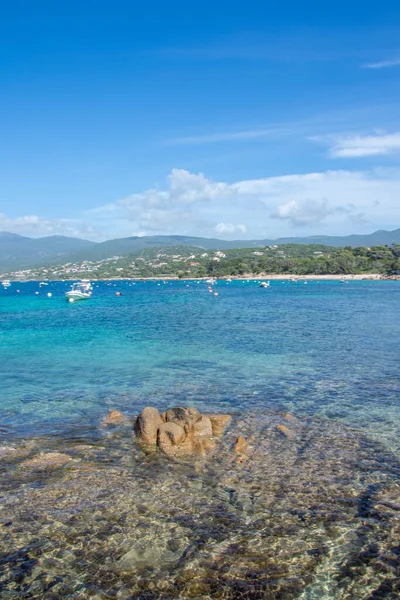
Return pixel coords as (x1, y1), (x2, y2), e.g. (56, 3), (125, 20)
(0, 410), (399, 599)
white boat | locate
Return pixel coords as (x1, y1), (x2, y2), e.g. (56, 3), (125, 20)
(39, 281), (49, 286)
(65, 280), (92, 302)
(260, 281), (270, 288)
(1, 280), (11, 288)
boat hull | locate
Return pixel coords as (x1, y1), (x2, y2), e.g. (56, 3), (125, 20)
(65, 292), (91, 301)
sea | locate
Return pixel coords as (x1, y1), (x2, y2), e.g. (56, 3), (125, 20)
(0, 279), (399, 599)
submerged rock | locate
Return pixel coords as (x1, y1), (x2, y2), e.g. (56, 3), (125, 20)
(233, 436), (248, 454)
(207, 414), (232, 436)
(0, 442), (37, 462)
(232, 436), (254, 461)
(20, 452), (72, 471)
(283, 412), (298, 422)
(276, 424), (294, 438)
(117, 542), (183, 572)
(101, 409), (129, 426)
(0, 446), (19, 460)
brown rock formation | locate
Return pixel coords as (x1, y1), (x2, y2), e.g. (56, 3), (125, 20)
(233, 436), (248, 454)
(134, 407), (164, 445)
(134, 406), (230, 458)
(207, 414), (232, 436)
(192, 415), (213, 437)
(101, 409), (129, 426)
(232, 436), (254, 463)
(157, 422), (186, 454)
(165, 407), (201, 427)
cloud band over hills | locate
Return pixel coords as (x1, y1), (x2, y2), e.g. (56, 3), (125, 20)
(1, 167), (399, 241)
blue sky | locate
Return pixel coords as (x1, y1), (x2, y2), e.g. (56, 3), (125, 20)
(1, 0), (400, 240)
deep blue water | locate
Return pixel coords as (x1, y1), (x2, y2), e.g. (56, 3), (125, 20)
(1, 279), (399, 451)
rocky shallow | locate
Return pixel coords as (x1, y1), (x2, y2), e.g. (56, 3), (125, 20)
(0, 408), (399, 599)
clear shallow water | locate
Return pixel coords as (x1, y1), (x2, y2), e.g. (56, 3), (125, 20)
(1, 279), (400, 599)
(0, 279), (399, 450)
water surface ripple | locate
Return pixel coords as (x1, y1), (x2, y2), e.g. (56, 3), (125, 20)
(0, 280), (399, 598)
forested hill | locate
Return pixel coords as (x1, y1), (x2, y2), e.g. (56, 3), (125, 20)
(6, 243), (400, 279)
(1, 228), (400, 271)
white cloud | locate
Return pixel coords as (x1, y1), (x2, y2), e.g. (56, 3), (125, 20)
(312, 132), (400, 158)
(165, 128), (288, 145)
(4, 167), (400, 240)
(271, 197), (369, 227)
(215, 223), (247, 235)
(362, 58), (400, 69)
(272, 199), (334, 225)
(0, 213), (99, 240)
(332, 133), (400, 157)
(87, 169), (231, 236)
(167, 168), (229, 203)
(88, 168), (400, 238)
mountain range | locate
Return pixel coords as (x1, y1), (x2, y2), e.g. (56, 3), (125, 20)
(1, 229), (400, 273)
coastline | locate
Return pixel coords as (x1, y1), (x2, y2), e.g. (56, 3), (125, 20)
(4, 273), (399, 282)
(219, 273), (394, 281)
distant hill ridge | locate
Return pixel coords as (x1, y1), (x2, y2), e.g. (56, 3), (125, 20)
(0, 233), (96, 272)
(0, 228), (399, 272)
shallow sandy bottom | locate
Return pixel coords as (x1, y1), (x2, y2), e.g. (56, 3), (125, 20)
(0, 411), (399, 599)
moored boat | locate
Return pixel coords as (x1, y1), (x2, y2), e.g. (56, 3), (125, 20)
(65, 280), (92, 302)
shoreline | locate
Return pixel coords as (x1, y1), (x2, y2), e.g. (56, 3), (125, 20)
(3, 273), (399, 282)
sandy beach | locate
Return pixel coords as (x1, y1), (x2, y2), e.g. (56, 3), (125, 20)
(227, 273), (387, 280)
(120, 273), (398, 282)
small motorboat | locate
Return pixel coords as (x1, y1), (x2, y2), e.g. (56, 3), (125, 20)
(65, 280), (92, 302)
(259, 281), (270, 288)
(1, 280), (11, 288)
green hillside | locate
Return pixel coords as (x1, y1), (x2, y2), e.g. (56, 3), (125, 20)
(5, 243), (400, 279)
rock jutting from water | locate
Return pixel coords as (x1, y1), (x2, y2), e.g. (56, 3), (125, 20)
(100, 409), (130, 427)
(134, 406), (232, 457)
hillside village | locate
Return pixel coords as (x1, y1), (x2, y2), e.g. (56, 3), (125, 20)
(2, 243), (400, 280)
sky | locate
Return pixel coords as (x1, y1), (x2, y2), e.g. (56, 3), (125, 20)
(1, 0), (400, 241)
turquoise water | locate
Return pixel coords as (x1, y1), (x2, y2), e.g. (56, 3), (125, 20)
(1, 279), (399, 450)
(1, 279), (400, 599)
